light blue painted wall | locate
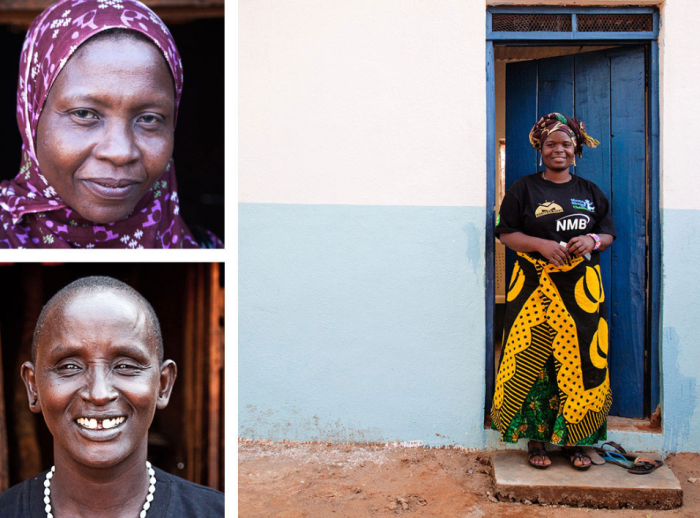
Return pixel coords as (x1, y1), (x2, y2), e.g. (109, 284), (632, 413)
(660, 208), (700, 453)
(239, 203), (486, 447)
(239, 204), (700, 453)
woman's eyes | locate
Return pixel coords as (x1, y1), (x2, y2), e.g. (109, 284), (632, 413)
(57, 363), (81, 372)
(71, 109), (98, 121)
(115, 363), (141, 372)
(137, 114), (164, 126)
(55, 362), (143, 373)
(68, 111), (163, 126)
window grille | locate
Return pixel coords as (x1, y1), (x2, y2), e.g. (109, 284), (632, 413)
(492, 14), (572, 32)
(577, 14), (653, 32)
(492, 13), (654, 34)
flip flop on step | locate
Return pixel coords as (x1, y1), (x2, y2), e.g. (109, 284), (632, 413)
(596, 447), (665, 475)
(628, 457), (663, 475)
(597, 450), (635, 468)
(594, 441), (627, 455)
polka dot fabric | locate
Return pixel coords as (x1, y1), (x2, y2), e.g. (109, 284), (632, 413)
(492, 253), (612, 446)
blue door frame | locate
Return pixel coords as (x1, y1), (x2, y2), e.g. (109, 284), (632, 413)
(484, 6), (661, 418)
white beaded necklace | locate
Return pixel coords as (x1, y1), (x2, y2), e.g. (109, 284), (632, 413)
(43, 461), (156, 518)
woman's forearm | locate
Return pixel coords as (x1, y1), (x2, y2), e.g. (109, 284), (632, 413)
(501, 231), (613, 253)
(597, 233), (614, 252)
(499, 232), (547, 254)
(500, 232), (570, 266)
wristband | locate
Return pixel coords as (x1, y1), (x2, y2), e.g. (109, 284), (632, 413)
(587, 233), (601, 251)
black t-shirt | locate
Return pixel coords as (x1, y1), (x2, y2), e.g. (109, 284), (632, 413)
(496, 173), (616, 255)
(0, 466), (224, 518)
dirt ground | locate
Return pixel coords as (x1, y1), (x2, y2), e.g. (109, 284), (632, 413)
(238, 439), (700, 518)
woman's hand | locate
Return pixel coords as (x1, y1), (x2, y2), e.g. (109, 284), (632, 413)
(566, 235), (596, 257)
(536, 240), (570, 266)
(499, 232), (570, 266)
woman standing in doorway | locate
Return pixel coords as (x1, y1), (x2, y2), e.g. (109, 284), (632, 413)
(491, 113), (615, 470)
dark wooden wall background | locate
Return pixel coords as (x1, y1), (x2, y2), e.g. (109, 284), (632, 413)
(0, 263), (225, 492)
(0, 0), (225, 240)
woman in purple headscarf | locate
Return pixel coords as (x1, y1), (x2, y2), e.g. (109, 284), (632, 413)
(0, 0), (223, 248)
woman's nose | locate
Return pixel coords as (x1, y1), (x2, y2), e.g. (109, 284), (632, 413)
(93, 121), (140, 166)
(81, 370), (118, 405)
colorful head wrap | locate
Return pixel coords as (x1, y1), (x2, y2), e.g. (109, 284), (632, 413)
(0, 0), (221, 248)
(529, 112), (600, 158)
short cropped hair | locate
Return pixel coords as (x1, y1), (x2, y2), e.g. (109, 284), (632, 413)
(32, 276), (163, 364)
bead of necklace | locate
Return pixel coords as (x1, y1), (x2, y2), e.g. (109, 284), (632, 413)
(43, 461), (156, 518)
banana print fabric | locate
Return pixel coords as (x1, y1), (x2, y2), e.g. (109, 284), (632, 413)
(491, 252), (612, 446)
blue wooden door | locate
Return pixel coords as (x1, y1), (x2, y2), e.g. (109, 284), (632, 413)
(504, 46), (647, 418)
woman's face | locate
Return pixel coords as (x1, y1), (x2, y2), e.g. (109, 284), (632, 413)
(541, 130), (575, 172)
(23, 290), (176, 469)
(36, 37), (175, 224)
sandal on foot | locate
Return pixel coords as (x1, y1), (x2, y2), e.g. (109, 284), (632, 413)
(527, 441), (551, 470)
(564, 447), (592, 471)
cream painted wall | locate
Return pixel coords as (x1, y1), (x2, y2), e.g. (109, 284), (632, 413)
(658, 1), (700, 210)
(240, 0), (698, 212)
(239, 0), (486, 207)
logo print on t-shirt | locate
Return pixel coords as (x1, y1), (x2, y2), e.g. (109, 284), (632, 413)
(535, 201), (564, 218)
(555, 213), (591, 232)
(571, 198), (595, 212)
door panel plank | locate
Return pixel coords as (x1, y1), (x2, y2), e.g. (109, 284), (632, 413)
(505, 60), (538, 188)
(574, 50), (613, 342)
(609, 46), (646, 417)
(504, 60), (538, 285)
(537, 55), (574, 122)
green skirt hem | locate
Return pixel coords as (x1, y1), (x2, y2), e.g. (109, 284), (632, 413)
(491, 357), (607, 446)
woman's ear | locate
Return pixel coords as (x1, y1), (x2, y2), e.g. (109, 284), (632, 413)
(21, 361), (42, 414)
(156, 360), (177, 409)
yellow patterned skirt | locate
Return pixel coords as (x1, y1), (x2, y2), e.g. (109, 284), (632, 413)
(491, 252), (612, 446)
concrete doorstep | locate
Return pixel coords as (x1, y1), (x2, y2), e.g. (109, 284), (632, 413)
(491, 449), (683, 509)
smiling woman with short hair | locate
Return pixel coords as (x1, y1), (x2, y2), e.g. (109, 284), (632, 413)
(0, 0), (222, 248)
(0, 276), (224, 517)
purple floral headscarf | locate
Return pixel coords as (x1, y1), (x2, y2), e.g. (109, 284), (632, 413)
(0, 0), (222, 248)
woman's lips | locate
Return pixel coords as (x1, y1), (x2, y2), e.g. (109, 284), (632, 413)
(82, 178), (139, 201)
(74, 416), (127, 441)
(76, 416), (126, 430)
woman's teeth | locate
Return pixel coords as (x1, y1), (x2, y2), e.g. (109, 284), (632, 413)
(76, 417), (126, 430)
